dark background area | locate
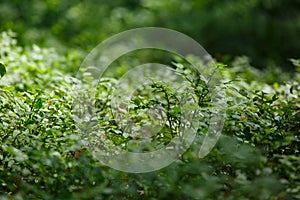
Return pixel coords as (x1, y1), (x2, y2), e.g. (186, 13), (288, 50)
(0, 0), (299, 70)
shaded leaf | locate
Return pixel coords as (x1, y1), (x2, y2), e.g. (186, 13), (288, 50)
(0, 62), (6, 78)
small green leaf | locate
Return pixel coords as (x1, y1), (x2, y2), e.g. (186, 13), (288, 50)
(173, 106), (181, 115)
(36, 98), (43, 109)
(133, 97), (142, 106)
(0, 62), (6, 78)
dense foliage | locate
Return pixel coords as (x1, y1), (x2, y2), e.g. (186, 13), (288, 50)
(0, 31), (299, 199)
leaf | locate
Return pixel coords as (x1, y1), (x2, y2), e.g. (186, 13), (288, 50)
(36, 98), (43, 109)
(173, 106), (181, 115)
(290, 58), (300, 67)
(133, 97), (142, 106)
(0, 62), (6, 78)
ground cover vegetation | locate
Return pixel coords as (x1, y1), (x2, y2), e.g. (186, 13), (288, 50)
(0, 0), (299, 199)
(0, 30), (299, 199)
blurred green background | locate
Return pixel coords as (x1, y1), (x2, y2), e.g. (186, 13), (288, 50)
(0, 0), (299, 70)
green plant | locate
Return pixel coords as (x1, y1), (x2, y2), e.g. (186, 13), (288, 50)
(0, 31), (299, 199)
